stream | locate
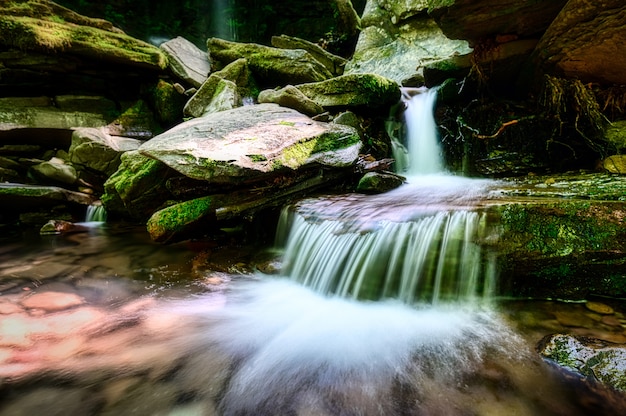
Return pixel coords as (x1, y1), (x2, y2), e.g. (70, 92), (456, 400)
(0, 223), (625, 415)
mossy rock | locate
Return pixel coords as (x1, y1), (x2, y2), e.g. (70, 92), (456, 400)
(0, 0), (167, 71)
(295, 73), (401, 109)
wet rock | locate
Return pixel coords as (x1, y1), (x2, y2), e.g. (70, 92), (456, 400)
(207, 37), (333, 87)
(40, 220), (91, 235)
(0, 183), (96, 211)
(538, 333), (626, 392)
(30, 157), (78, 185)
(356, 171), (405, 194)
(20, 291), (85, 312)
(152, 80), (186, 127)
(586, 302), (615, 315)
(160, 36), (211, 88)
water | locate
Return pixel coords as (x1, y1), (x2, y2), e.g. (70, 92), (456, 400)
(85, 204), (107, 223)
(2, 92), (625, 414)
(393, 87), (443, 175)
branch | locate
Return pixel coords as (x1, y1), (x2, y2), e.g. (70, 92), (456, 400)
(474, 120), (519, 140)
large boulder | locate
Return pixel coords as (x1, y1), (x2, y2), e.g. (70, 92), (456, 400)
(0, 0), (167, 71)
(344, 1), (471, 85)
(295, 73), (401, 109)
(428, 0), (567, 46)
(271, 35), (347, 77)
(139, 103), (362, 184)
(531, 0), (626, 86)
(206, 38), (333, 87)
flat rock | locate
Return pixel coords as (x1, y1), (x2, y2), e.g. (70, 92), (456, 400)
(20, 291), (85, 312)
(160, 36), (211, 88)
(139, 104), (361, 183)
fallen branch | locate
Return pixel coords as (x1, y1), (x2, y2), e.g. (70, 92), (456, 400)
(475, 119), (519, 140)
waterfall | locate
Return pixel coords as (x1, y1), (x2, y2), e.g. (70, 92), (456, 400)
(85, 204), (107, 222)
(277, 86), (498, 304)
(279, 208), (495, 304)
(392, 87), (443, 175)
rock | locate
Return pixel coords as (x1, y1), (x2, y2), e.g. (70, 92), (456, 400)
(271, 35), (347, 76)
(160, 36), (211, 88)
(102, 150), (176, 220)
(429, 0), (567, 46)
(0, 96), (112, 131)
(0, 0), (167, 71)
(40, 219), (92, 235)
(146, 196), (222, 243)
(0, 387), (100, 416)
(258, 85), (325, 117)
(605, 121), (626, 153)
(207, 37), (333, 87)
(538, 333), (626, 392)
(345, 1), (471, 85)
(20, 291), (85, 312)
(183, 58), (256, 118)
(295, 73), (401, 109)
(30, 157), (78, 185)
(532, 0), (626, 85)
(152, 80), (186, 127)
(139, 104), (362, 184)
(356, 172), (405, 194)
(69, 128), (143, 180)
(603, 155), (626, 174)
(585, 302), (615, 315)
(105, 100), (160, 139)
(0, 183), (96, 211)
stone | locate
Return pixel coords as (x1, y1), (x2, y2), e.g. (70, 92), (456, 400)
(428, 0), (567, 46)
(605, 121), (626, 153)
(152, 80), (186, 127)
(532, 0), (626, 85)
(146, 196), (222, 243)
(139, 104), (361, 184)
(0, 0), (167, 71)
(30, 157), (78, 185)
(271, 35), (347, 76)
(102, 150), (176, 220)
(603, 155), (626, 175)
(295, 73), (401, 109)
(585, 302), (615, 315)
(183, 58), (255, 118)
(207, 38), (333, 87)
(258, 85), (324, 117)
(160, 36), (211, 88)
(345, 2), (471, 85)
(0, 183), (96, 211)
(356, 172), (405, 194)
(538, 333), (626, 392)
(69, 128), (143, 179)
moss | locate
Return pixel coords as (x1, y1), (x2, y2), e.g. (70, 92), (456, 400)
(0, 15), (167, 69)
(247, 154), (267, 162)
(146, 196), (217, 243)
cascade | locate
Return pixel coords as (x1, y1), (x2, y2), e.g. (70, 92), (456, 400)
(85, 203), (107, 222)
(279, 87), (497, 304)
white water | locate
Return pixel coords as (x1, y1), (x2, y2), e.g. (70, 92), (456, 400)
(85, 204), (107, 222)
(393, 87), (443, 175)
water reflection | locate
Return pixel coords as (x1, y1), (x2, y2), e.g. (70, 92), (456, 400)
(0, 228), (625, 415)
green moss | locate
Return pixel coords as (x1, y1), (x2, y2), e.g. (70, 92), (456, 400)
(248, 154), (267, 162)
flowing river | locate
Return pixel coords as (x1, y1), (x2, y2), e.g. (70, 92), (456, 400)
(1, 91), (625, 415)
